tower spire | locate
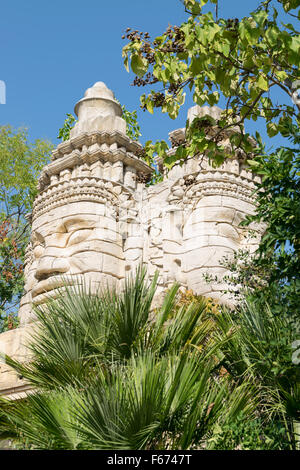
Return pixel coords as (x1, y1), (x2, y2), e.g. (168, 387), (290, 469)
(70, 81), (126, 137)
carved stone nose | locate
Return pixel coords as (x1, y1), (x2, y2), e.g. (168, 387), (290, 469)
(35, 258), (70, 281)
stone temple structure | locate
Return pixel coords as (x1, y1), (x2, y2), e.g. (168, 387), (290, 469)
(0, 81), (262, 398)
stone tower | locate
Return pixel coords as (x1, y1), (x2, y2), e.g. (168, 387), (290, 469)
(0, 82), (262, 398)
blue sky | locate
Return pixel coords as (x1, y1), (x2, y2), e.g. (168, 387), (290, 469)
(0, 0), (297, 151)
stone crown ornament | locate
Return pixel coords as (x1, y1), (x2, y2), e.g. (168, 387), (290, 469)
(72, 81), (125, 137)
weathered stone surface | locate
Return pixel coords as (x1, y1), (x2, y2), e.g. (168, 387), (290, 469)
(222, 196), (255, 215)
(124, 237), (144, 250)
(217, 223), (240, 240)
(189, 206), (236, 224)
(197, 196), (223, 207)
(184, 247), (233, 271)
(0, 325), (36, 399)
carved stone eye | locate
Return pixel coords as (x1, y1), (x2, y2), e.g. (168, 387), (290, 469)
(67, 229), (92, 246)
(32, 233), (45, 259)
(33, 245), (44, 259)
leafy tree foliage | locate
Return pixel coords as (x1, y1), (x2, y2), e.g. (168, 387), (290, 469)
(0, 219), (23, 330)
(121, 105), (141, 141)
(0, 126), (52, 331)
(122, 0), (300, 318)
(123, 0), (299, 167)
(246, 122), (300, 283)
(57, 113), (76, 141)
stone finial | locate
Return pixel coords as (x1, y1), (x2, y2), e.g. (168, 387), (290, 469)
(187, 105), (223, 123)
(70, 81), (126, 138)
(74, 81), (121, 119)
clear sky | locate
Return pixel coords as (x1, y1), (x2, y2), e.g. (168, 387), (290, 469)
(0, 0), (297, 150)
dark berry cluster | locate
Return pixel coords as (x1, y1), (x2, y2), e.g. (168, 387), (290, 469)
(123, 24), (185, 66)
(160, 43), (185, 53)
(156, 25), (185, 53)
(225, 18), (239, 30)
(136, 147), (147, 159)
(170, 135), (187, 148)
(140, 42), (155, 64)
(152, 92), (165, 107)
(132, 72), (158, 88)
(122, 28), (157, 83)
(165, 25), (185, 43)
(123, 25), (186, 99)
(183, 174), (196, 186)
(122, 28), (150, 42)
(168, 82), (180, 94)
(122, 28), (154, 63)
(192, 118), (212, 130)
(136, 172), (151, 184)
(140, 92), (166, 112)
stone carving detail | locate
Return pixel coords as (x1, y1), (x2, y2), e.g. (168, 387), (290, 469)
(0, 82), (265, 397)
(19, 85), (263, 318)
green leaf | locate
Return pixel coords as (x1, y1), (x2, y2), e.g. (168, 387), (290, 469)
(131, 53), (148, 78)
(123, 55), (129, 73)
(146, 99), (154, 115)
(247, 159), (260, 168)
(265, 26), (279, 47)
(251, 10), (268, 27)
(274, 70), (288, 82)
(290, 35), (300, 54)
(266, 122), (279, 137)
(206, 23), (221, 42)
(190, 57), (203, 75)
(221, 42), (230, 57)
(257, 75), (269, 91)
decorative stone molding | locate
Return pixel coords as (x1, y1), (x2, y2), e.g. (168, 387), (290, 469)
(168, 173), (258, 207)
(39, 134), (152, 192)
(52, 131), (144, 161)
(33, 177), (133, 220)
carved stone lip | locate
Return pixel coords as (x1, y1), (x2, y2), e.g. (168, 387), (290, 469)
(32, 287), (70, 306)
(31, 275), (79, 302)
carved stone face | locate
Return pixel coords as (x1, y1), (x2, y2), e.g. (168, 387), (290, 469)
(26, 201), (123, 306)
